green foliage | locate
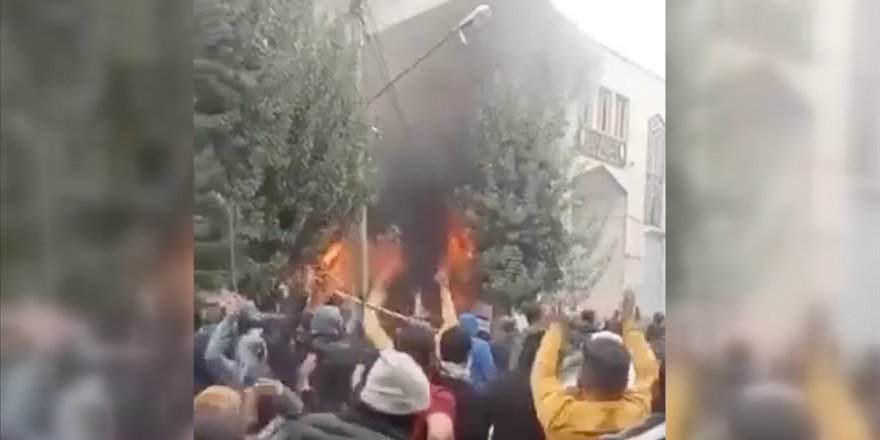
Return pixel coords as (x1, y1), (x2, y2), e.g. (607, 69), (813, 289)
(194, 0), (369, 296)
(459, 94), (574, 308)
(1, 0), (190, 329)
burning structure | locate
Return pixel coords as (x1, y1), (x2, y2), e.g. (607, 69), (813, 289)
(307, 208), (476, 324)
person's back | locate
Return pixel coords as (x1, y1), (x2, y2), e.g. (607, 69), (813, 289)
(304, 306), (360, 413)
(458, 313), (497, 392)
(439, 326), (490, 440)
(285, 409), (405, 440)
(486, 330), (546, 440)
(531, 291), (658, 440)
(509, 303), (546, 371)
(276, 349), (430, 440)
(490, 318), (518, 373)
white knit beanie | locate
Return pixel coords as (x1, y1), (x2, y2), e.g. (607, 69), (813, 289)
(359, 349), (431, 415)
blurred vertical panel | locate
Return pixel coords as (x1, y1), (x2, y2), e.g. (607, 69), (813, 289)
(1, 0), (192, 438)
(669, 0), (879, 436)
(669, 0), (879, 352)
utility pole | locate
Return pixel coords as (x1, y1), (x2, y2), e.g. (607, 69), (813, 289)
(349, 0), (370, 300)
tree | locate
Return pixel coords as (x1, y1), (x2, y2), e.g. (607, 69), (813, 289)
(1, 0), (191, 331)
(194, 0), (370, 296)
(458, 93), (575, 309)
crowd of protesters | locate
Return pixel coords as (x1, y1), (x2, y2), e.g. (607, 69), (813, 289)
(190, 269), (673, 440)
(189, 269), (880, 440)
(1, 276), (876, 440)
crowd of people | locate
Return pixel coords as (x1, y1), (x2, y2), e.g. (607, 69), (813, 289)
(2, 275), (875, 440)
(192, 273), (670, 440)
(192, 270), (880, 440)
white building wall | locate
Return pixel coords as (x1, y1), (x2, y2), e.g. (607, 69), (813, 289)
(567, 47), (666, 316)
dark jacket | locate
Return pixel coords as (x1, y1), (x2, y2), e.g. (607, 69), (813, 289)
(509, 326), (544, 371)
(490, 333), (517, 373)
(305, 335), (362, 413)
(486, 370), (545, 440)
(437, 375), (490, 440)
(275, 402), (414, 440)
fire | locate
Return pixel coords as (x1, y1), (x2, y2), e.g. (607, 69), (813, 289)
(304, 209), (477, 314)
(370, 232), (405, 285)
(307, 230), (405, 309)
(309, 240), (354, 308)
(441, 211), (476, 310)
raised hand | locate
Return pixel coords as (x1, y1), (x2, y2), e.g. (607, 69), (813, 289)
(434, 270), (449, 288)
(620, 288), (636, 322)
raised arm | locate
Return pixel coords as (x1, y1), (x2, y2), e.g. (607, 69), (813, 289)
(530, 321), (573, 431)
(205, 306), (243, 389)
(438, 275), (458, 335)
(801, 309), (872, 440)
(363, 284), (393, 350)
(620, 290), (658, 410)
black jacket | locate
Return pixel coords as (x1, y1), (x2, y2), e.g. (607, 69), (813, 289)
(275, 403), (413, 440)
(490, 334), (516, 372)
(486, 370), (545, 440)
(436, 375), (490, 440)
(305, 336), (364, 413)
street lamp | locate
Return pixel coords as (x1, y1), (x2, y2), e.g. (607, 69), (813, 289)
(356, 4), (493, 299)
(367, 4), (492, 105)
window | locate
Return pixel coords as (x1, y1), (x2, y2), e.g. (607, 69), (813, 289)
(597, 88), (613, 133)
(644, 115), (665, 228)
(645, 178), (663, 228)
(614, 94), (630, 140)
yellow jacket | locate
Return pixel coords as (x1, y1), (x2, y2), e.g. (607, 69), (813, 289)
(530, 320), (659, 440)
(805, 355), (873, 440)
(665, 351), (871, 440)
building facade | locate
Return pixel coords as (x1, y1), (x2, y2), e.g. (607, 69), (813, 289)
(338, 0), (666, 316)
(686, 0), (879, 353)
(566, 47), (666, 317)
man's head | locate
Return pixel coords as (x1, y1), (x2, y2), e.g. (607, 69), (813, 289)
(726, 383), (817, 440)
(310, 305), (343, 338)
(652, 312), (664, 324)
(199, 299), (224, 325)
(457, 313), (480, 337)
(193, 409), (245, 440)
(394, 324), (436, 374)
(499, 317), (517, 335)
(358, 349), (431, 416)
(580, 309), (596, 324)
(193, 386), (246, 440)
(523, 303), (544, 326)
(578, 336), (632, 398)
(439, 326), (472, 364)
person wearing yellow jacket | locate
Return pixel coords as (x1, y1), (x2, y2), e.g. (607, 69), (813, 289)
(531, 290), (659, 440)
(662, 306), (873, 440)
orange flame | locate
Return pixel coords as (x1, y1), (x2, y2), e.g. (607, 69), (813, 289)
(308, 240), (354, 308)
(306, 232), (406, 309)
(441, 211), (476, 310)
(304, 210), (476, 314)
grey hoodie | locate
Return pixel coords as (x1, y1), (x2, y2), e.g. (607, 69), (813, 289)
(204, 306), (269, 388)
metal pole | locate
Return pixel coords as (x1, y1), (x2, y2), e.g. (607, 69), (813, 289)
(228, 204), (237, 292)
(367, 5), (491, 105)
(350, 0), (369, 299)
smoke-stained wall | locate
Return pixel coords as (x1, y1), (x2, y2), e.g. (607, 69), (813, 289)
(361, 0), (602, 307)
